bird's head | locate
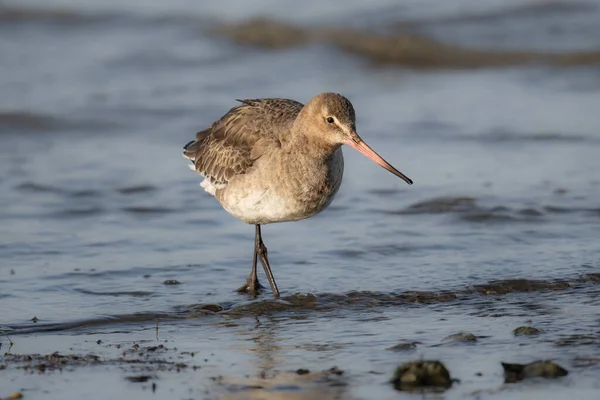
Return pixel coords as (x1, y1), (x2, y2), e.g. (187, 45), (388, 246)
(302, 92), (412, 185)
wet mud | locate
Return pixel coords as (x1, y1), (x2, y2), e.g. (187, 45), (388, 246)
(212, 18), (600, 69)
(0, 344), (579, 399)
(2, 343), (194, 374)
(376, 195), (600, 223)
(3, 274), (599, 335)
(3, 275), (595, 396)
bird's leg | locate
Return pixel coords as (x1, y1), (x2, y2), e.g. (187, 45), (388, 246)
(255, 225), (280, 298)
(236, 225), (265, 294)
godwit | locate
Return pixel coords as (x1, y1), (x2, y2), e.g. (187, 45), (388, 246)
(183, 92), (412, 297)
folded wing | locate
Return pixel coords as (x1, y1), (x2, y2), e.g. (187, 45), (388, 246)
(183, 98), (303, 189)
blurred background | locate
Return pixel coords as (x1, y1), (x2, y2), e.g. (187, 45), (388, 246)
(1, 0), (600, 397)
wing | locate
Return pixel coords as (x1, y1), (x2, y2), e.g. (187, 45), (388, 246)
(183, 98), (304, 187)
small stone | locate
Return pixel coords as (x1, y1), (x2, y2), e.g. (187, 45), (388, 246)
(513, 326), (541, 336)
(502, 360), (568, 383)
(199, 304), (223, 312)
(391, 360), (453, 391)
(125, 375), (152, 383)
(387, 342), (419, 351)
(296, 368), (310, 375)
(442, 332), (477, 343)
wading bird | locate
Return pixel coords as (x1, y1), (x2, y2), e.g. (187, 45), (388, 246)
(183, 92), (412, 297)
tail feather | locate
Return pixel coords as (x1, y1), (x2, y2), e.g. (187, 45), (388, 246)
(182, 129), (210, 160)
(183, 140), (200, 160)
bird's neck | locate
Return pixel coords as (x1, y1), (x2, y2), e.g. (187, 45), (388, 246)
(285, 109), (336, 158)
(278, 137), (343, 207)
(286, 127), (339, 162)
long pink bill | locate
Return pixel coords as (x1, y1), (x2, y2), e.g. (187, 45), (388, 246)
(346, 133), (413, 185)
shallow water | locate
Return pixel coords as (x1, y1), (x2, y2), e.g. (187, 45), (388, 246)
(1, 0), (600, 399)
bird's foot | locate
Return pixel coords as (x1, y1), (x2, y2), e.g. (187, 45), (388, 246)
(236, 277), (265, 295)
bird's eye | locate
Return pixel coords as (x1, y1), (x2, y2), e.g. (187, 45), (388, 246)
(326, 117), (334, 124)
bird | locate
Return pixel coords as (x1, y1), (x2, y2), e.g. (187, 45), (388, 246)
(183, 92), (412, 297)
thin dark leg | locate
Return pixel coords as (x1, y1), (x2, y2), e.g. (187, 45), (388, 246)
(236, 225), (265, 294)
(255, 225), (280, 298)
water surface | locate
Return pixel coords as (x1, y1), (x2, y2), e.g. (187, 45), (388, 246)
(1, 0), (600, 399)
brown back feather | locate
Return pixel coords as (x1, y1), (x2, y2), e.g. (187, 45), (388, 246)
(183, 98), (304, 186)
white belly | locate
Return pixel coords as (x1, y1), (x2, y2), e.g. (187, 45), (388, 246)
(211, 148), (344, 225)
(221, 187), (304, 224)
